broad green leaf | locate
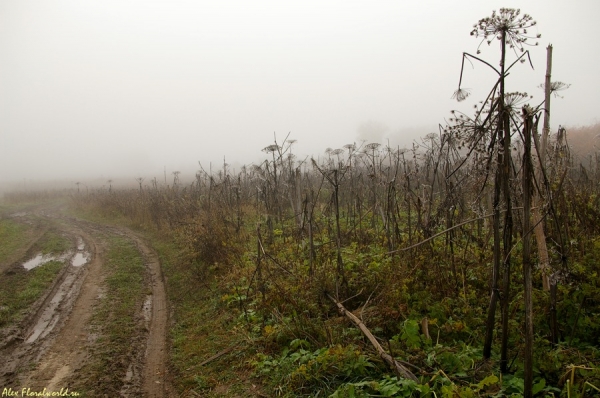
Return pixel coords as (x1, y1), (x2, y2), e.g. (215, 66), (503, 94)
(532, 379), (546, 395)
(477, 375), (499, 390)
(401, 319), (422, 349)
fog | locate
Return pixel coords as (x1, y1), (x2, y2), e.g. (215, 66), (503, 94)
(1, 0), (599, 190)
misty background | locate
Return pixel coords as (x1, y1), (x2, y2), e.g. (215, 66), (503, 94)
(1, 0), (599, 191)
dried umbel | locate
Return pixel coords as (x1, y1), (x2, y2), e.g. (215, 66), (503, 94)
(471, 8), (540, 55)
(364, 142), (381, 152)
(452, 88), (471, 102)
(539, 81), (571, 98)
(445, 111), (491, 154)
(262, 144), (281, 154)
(504, 91), (533, 113)
(343, 143), (356, 153)
(453, 9), (539, 107)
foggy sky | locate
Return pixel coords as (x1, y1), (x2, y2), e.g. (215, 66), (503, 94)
(1, 0), (599, 187)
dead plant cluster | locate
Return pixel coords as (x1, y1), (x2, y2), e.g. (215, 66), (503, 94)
(61, 8), (600, 397)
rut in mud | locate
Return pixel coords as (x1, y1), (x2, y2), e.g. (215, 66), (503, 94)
(0, 208), (172, 396)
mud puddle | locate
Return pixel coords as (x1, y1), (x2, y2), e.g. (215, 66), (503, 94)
(21, 237), (90, 270)
(70, 252), (89, 267)
(25, 272), (78, 343)
(71, 237), (90, 267)
(23, 238), (91, 342)
(10, 212), (28, 218)
(142, 295), (152, 323)
(22, 253), (67, 270)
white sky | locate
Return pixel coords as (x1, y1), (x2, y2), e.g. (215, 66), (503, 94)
(1, 0), (599, 185)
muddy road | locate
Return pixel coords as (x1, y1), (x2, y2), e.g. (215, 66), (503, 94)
(0, 207), (172, 396)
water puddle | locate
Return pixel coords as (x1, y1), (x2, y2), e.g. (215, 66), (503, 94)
(25, 273), (76, 343)
(23, 254), (52, 271)
(21, 235), (92, 344)
(142, 295), (152, 323)
(76, 237), (85, 251)
(71, 237), (90, 267)
(10, 212), (28, 218)
(71, 252), (89, 267)
(23, 253), (69, 271)
(21, 236), (90, 270)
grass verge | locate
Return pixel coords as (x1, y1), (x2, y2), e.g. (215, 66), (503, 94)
(150, 235), (262, 397)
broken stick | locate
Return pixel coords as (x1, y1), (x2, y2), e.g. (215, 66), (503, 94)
(327, 293), (418, 382)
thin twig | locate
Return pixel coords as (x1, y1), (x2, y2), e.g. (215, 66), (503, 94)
(198, 342), (242, 367)
(387, 211), (515, 254)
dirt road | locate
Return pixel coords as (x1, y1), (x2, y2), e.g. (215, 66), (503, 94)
(0, 207), (172, 396)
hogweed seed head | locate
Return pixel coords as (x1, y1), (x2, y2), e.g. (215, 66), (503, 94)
(452, 88), (471, 102)
(470, 8), (540, 55)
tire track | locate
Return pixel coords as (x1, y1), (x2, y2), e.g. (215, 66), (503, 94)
(22, 227), (102, 391)
(125, 232), (171, 398)
(0, 209), (173, 396)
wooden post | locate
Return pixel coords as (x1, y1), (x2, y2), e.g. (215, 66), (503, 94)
(534, 44), (553, 292)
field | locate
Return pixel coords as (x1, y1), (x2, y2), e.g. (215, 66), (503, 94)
(1, 8), (599, 396)
(2, 120), (599, 397)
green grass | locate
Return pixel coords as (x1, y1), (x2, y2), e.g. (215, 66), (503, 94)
(0, 225), (72, 328)
(71, 234), (146, 396)
(39, 230), (71, 255)
(0, 203), (21, 217)
(149, 234), (261, 397)
(0, 218), (31, 264)
(69, 202), (259, 395)
(0, 260), (63, 327)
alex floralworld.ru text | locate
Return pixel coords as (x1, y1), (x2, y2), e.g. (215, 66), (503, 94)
(2, 388), (80, 397)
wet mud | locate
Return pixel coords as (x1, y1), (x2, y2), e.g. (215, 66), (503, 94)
(0, 208), (172, 396)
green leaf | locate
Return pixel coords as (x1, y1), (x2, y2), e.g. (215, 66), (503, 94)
(532, 379), (545, 395)
(417, 383), (431, 395)
(401, 319), (422, 349)
(477, 375), (499, 390)
(347, 384), (355, 398)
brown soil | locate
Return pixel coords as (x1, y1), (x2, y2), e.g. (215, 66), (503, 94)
(0, 208), (173, 396)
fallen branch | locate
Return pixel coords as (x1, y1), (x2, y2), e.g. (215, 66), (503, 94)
(326, 293), (418, 382)
(198, 342), (241, 367)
